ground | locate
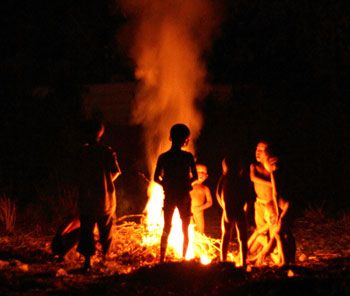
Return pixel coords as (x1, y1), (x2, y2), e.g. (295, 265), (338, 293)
(0, 210), (349, 295)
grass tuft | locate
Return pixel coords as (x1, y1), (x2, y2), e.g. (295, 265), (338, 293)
(0, 195), (16, 234)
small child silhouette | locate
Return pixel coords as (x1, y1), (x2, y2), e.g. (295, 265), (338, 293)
(154, 123), (198, 263)
(216, 156), (248, 267)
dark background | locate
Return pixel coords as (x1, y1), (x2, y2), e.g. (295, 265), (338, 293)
(0, 0), (348, 218)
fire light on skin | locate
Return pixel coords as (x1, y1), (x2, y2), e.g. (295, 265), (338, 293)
(120, 0), (221, 263)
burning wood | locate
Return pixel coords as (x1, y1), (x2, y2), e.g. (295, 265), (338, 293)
(108, 215), (222, 272)
(50, 215), (223, 274)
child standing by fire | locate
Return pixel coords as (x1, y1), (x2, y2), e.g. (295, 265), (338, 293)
(190, 164), (213, 234)
(251, 146), (296, 266)
(248, 141), (295, 266)
(216, 156), (249, 267)
(247, 141), (277, 261)
(77, 119), (121, 271)
(154, 123), (198, 263)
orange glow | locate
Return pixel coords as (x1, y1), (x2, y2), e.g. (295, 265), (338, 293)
(142, 182), (212, 263)
(120, 0), (221, 264)
(142, 182), (187, 259)
(120, 0), (221, 170)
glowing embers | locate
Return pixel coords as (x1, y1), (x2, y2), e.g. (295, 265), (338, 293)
(142, 182), (214, 264)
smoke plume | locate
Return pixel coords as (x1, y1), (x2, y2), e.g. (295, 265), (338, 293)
(120, 0), (221, 173)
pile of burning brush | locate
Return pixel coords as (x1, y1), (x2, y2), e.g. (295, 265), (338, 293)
(75, 214), (225, 274)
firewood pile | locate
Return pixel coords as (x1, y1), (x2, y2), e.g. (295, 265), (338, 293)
(101, 215), (222, 274)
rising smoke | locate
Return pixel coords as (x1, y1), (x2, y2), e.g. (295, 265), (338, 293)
(120, 0), (222, 174)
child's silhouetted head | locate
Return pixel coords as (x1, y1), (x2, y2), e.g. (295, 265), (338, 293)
(222, 155), (245, 177)
(84, 119), (105, 142)
(170, 123), (190, 147)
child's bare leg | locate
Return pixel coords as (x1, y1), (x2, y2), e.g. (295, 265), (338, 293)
(255, 227), (283, 266)
(247, 231), (257, 250)
(181, 216), (191, 258)
(160, 230), (170, 263)
(193, 212), (205, 233)
(236, 220), (247, 267)
(248, 230), (261, 253)
(248, 223), (269, 256)
(248, 234), (268, 264)
(274, 232), (285, 266)
(160, 209), (173, 263)
(221, 233), (230, 261)
(220, 217), (232, 261)
(283, 230), (296, 264)
(160, 231), (169, 262)
(260, 220), (285, 266)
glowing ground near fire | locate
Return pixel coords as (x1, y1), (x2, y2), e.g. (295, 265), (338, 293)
(0, 209), (349, 295)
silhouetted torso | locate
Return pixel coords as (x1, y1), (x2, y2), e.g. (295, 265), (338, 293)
(155, 148), (196, 195)
(78, 142), (120, 216)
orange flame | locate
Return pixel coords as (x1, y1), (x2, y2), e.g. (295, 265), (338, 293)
(142, 182), (212, 263)
(120, 0), (221, 169)
(120, 0), (221, 263)
(142, 182), (188, 259)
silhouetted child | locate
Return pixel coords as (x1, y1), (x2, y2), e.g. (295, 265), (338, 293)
(216, 156), (248, 267)
(154, 123), (198, 263)
(77, 119), (121, 270)
(190, 164), (213, 234)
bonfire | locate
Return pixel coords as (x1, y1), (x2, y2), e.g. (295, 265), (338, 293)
(105, 214), (222, 274)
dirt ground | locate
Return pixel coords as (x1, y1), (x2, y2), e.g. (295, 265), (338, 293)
(0, 210), (349, 295)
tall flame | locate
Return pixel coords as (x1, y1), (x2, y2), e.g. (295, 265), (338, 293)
(120, 0), (221, 261)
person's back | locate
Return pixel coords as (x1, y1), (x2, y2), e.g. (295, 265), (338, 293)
(77, 119), (121, 270)
(221, 170), (248, 221)
(156, 149), (195, 194)
(79, 142), (118, 216)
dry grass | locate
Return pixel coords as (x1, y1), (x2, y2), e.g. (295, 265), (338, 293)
(0, 195), (16, 234)
(56, 186), (79, 218)
(17, 185), (79, 235)
(303, 200), (327, 221)
(294, 209), (350, 261)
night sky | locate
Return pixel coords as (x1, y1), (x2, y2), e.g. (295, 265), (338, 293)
(0, 0), (348, 213)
